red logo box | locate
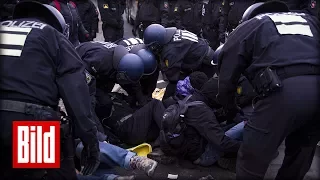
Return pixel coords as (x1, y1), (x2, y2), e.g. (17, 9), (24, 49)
(12, 121), (60, 168)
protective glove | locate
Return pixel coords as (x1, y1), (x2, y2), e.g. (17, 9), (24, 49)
(132, 28), (137, 37)
(224, 105), (242, 124)
(80, 139), (100, 175)
(219, 33), (225, 43)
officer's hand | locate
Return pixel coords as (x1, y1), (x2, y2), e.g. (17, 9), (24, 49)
(85, 33), (93, 41)
(224, 105), (242, 124)
(80, 140), (100, 175)
(132, 28), (137, 37)
(219, 34), (225, 43)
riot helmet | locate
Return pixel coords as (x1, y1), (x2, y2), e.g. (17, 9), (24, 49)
(143, 24), (166, 53)
(13, 1), (69, 38)
(113, 45), (145, 84)
(136, 49), (157, 75)
(241, 1), (289, 23)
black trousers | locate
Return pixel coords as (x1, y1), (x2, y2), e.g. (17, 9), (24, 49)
(118, 99), (165, 146)
(102, 22), (124, 42)
(237, 75), (320, 180)
(140, 69), (159, 98)
(0, 111), (77, 180)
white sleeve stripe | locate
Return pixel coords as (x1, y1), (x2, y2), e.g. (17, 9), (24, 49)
(128, 38), (139, 45)
(181, 30), (197, 37)
(276, 24), (313, 37)
(136, 38), (144, 44)
(268, 14), (307, 23)
(0, 33), (28, 46)
(0, 48), (22, 57)
(123, 40), (131, 46)
(0, 26), (32, 33)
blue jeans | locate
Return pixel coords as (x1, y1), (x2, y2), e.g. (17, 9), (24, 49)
(76, 141), (136, 180)
(197, 121), (245, 166)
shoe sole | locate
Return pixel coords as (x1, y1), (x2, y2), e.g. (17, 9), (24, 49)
(147, 161), (158, 177)
(147, 153), (176, 165)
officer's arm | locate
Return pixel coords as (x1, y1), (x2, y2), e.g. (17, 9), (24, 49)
(161, 49), (184, 82)
(120, 82), (147, 106)
(76, 8), (90, 42)
(55, 32), (97, 145)
(188, 106), (241, 153)
(174, 0), (183, 29)
(217, 20), (256, 110)
(218, 0), (229, 43)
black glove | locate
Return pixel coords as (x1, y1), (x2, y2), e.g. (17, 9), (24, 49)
(219, 33), (225, 43)
(132, 28), (137, 37)
(80, 139), (100, 175)
(224, 105), (242, 124)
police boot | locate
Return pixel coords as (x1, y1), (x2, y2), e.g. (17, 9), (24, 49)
(147, 148), (176, 165)
(114, 175), (135, 180)
(129, 156), (158, 177)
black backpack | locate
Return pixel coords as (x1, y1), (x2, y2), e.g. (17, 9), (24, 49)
(160, 95), (204, 156)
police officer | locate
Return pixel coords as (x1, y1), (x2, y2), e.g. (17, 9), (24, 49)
(0, 0), (18, 21)
(75, 0), (99, 41)
(98, 0), (126, 42)
(114, 38), (159, 99)
(132, 0), (161, 39)
(0, 1), (100, 179)
(202, 0), (222, 50)
(144, 24), (216, 100)
(75, 41), (149, 117)
(216, 1), (320, 179)
(50, 0), (90, 46)
(160, 0), (178, 27)
(219, 0), (253, 43)
(174, 0), (204, 36)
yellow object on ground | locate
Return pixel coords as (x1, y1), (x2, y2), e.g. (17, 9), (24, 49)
(127, 143), (152, 157)
(152, 88), (166, 101)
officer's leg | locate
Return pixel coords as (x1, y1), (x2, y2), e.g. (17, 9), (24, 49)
(116, 26), (124, 42)
(236, 76), (320, 180)
(140, 69), (159, 98)
(0, 111), (49, 180)
(102, 25), (117, 42)
(275, 113), (320, 180)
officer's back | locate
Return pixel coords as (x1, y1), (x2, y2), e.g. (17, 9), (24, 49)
(242, 12), (320, 76)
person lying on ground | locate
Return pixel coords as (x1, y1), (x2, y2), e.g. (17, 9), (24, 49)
(75, 140), (158, 180)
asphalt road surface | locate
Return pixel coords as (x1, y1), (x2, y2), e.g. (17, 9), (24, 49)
(89, 1), (320, 179)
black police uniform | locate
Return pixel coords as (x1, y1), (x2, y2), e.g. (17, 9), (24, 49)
(160, 28), (215, 99)
(160, 0), (178, 27)
(174, 0), (204, 36)
(217, 12), (320, 180)
(0, 0), (18, 21)
(279, 0), (318, 15)
(114, 37), (159, 99)
(0, 18), (98, 180)
(102, 94), (165, 146)
(75, 41), (147, 114)
(134, 0), (161, 38)
(97, 0), (126, 42)
(219, 0), (253, 43)
(202, 0), (222, 50)
(50, 0), (90, 46)
(75, 0), (99, 40)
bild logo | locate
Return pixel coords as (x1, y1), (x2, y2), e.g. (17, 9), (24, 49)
(12, 121), (60, 168)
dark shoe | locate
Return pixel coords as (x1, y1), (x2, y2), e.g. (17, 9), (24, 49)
(199, 175), (216, 180)
(217, 157), (236, 172)
(115, 175), (135, 180)
(147, 148), (176, 165)
(130, 156), (158, 177)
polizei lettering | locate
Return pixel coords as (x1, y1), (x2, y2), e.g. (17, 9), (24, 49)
(0, 20), (47, 30)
